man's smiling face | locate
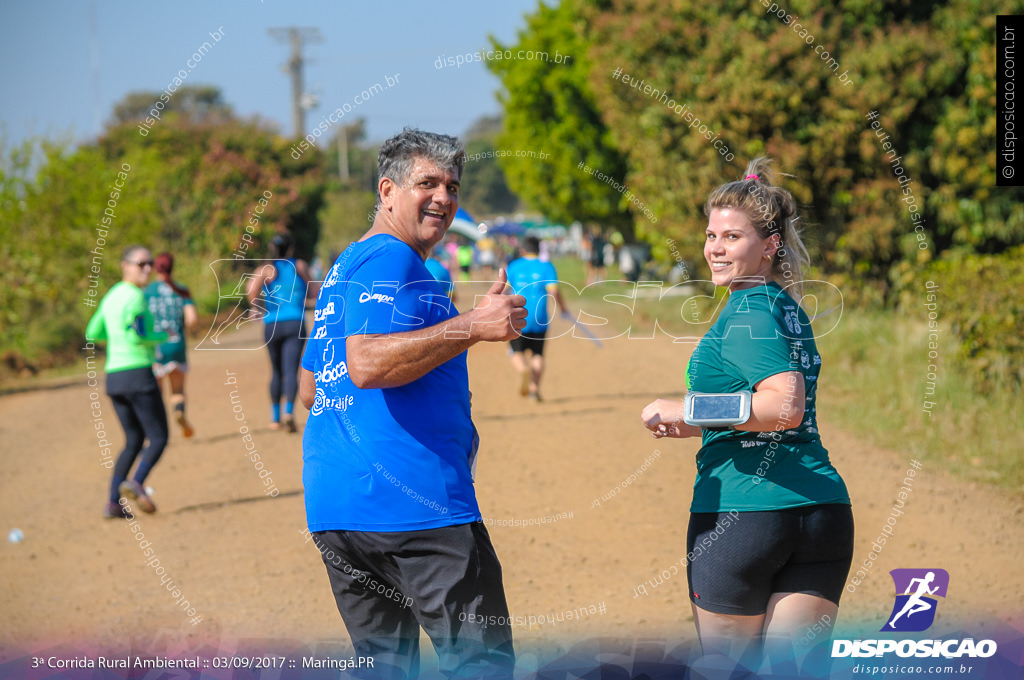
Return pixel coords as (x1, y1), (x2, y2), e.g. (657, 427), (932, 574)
(380, 156), (460, 258)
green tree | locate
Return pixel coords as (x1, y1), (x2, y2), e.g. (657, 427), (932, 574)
(318, 186), (377, 260)
(460, 138), (522, 217)
(494, 0), (1022, 292)
(928, 0), (1024, 254)
(459, 116), (523, 217)
(97, 115), (324, 263)
(323, 118), (380, 193)
(486, 0), (632, 233)
(1, 137), (113, 366)
(465, 114), (503, 141)
(584, 0), (979, 284)
(0, 89), (326, 372)
(108, 85), (234, 127)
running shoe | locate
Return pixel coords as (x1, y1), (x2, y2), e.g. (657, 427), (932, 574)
(119, 480), (157, 513)
(529, 390), (543, 403)
(269, 421), (281, 431)
(103, 502), (133, 520)
(176, 412), (195, 438)
(519, 370), (530, 397)
(283, 416), (297, 434)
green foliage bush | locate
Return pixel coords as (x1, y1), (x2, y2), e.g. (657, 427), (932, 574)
(488, 0), (1024, 391)
(0, 98), (325, 373)
(897, 247), (1024, 390)
(486, 0), (633, 233)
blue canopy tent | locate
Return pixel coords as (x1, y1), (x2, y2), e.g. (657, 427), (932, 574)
(447, 207), (482, 241)
(485, 218), (527, 236)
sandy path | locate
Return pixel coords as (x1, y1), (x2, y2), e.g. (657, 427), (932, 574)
(1, 313), (1021, 664)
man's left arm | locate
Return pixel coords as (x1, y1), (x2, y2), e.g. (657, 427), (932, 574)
(347, 272), (525, 389)
(299, 367), (316, 409)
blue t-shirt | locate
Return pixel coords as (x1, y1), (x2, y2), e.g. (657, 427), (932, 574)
(506, 255), (558, 334)
(262, 258), (306, 324)
(424, 257), (453, 296)
(300, 234), (480, 531)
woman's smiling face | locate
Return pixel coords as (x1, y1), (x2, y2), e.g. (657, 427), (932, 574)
(703, 207), (778, 292)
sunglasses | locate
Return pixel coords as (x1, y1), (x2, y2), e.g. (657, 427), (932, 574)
(127, 260), (155, 268)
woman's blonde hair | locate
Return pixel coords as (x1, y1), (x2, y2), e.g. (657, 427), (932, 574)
(704, 157), (810, 299)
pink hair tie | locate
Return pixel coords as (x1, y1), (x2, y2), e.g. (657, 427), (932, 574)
(746, 174), (759, 180)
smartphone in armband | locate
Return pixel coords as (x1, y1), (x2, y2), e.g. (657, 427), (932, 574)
(683, 391), (753, 430)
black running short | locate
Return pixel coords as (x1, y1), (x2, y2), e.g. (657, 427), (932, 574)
(312, 522), (514, 680)
(509, 331), (546, 356)
(686, 504), (854, 616)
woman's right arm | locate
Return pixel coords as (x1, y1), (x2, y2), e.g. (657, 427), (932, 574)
(183, 302), (199, 331)
(640, 398), (703, 438)
(246, 263), (276, 306)
(295, 259), (321, 301)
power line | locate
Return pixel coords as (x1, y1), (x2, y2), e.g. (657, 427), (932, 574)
(90, 0), (101, 135)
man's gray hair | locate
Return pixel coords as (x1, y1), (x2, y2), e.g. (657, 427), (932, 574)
(375, 128), (466, 211)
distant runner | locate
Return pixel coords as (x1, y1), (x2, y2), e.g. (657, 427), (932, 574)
(506, 236), (570, 401)
(86, 246), (169, 519)
(145, 252), (198, 438)
(247, 233), (317, 433)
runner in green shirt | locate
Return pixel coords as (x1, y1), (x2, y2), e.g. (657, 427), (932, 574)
(456, 241), (474, 280)
(640, 159), (852, 676)
(86, 246), (169, 519)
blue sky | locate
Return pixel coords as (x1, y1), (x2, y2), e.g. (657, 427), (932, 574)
(0, 0), (541, 147)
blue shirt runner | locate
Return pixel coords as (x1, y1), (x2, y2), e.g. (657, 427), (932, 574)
(301, 234), (480, 532)
(262, 258), (306, 324)
(506, 255), (558, 334)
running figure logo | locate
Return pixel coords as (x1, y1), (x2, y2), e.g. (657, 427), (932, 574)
(881, 568), (950, 632)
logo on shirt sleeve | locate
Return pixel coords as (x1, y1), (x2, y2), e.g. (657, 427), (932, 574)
(784, 309), (802, 335)
(316, 340), (349, 384)
(359, 291), (395, 304)
(314, 300), (335, 321)
(323, 262), (342, 289)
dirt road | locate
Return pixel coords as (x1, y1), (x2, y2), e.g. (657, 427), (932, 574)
(1, 315), (1021, 670)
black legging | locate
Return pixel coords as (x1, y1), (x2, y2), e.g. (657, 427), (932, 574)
(109, 388), (169, 503)
(265, 319), (305, 404)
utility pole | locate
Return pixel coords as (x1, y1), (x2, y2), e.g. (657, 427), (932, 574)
(268, 27), (323, 139)
(337, 124), (350, 181)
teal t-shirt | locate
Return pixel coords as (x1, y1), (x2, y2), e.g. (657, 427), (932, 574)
(686, 281), (849, 512)
(145, 279), (193, 365)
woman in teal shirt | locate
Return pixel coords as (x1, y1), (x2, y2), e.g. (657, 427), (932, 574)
(640, 159), (852, 674)
(86, 246), (169, 519)
(145, 251), (198, 438)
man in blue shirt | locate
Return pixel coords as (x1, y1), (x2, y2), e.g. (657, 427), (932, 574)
(298, 129), (526, 680)
(506, 236), (569, 401)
